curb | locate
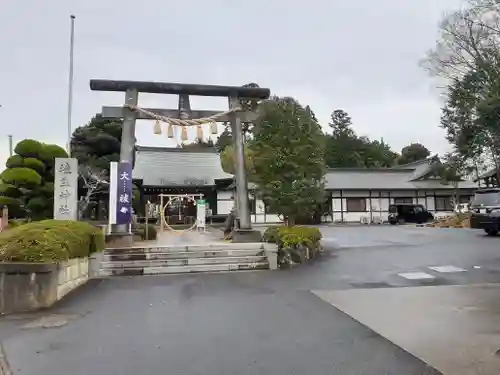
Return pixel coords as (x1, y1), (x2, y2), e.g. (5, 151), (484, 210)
(0, 342), (12, 375)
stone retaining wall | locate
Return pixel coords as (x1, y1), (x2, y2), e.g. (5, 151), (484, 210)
(0, 257), (89, 314)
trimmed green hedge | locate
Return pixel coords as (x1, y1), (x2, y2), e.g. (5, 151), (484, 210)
(0, 220), (105, 262)
(0, 167), (42, 186)
(38, 144), (68, 162)
(0, 184), (22, 198)
(23, 157), (46, 173)
(14, 139), (43, 158)
(0, 196), (23, 217)
(262, 226), (323, 267)
(5, 155), (23, 169)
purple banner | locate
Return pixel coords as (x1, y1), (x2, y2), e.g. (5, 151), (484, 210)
(116, 162), (133, 225)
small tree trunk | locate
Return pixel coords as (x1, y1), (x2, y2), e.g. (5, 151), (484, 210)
(287, 216), (295, 227)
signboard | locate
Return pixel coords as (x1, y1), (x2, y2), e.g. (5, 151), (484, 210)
(196, 199), (206, 230)
(54, 158), (78, 220)
(109, 162), (133, 226)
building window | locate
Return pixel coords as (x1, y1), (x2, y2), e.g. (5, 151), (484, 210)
(346, 198), (366, 212)
(435, 196), (453, 211)
(394, 197), (413, 204)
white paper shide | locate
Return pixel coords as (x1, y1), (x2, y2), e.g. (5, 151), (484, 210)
(54, 158), (78, 220)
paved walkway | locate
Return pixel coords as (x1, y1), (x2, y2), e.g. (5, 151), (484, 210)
(135, 229), (226, 247)
(0, 276), (440, 375)
(5, 225), (500, 374)
(314, 284), (500, 375)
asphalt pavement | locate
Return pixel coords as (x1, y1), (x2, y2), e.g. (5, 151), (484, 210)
(2, 225), (500, 375)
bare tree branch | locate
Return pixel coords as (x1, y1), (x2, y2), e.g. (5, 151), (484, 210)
(78, 166), (109, 218)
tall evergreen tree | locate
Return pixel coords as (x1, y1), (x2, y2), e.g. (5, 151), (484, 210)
(251, 97), (326, 225)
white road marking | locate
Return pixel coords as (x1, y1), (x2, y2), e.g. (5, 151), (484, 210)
(428, 266), (467, 273)
(398, 272), (435, 280)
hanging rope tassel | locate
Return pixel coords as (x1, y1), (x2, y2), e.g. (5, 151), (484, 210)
(154, 120), (162, 135)
(210, 121), (218, 135)
(196, 125), (203, 140)
(181, 126), (188, 141)
(167, 123), (174, 138)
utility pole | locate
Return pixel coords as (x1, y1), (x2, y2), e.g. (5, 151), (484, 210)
(8, 135), (12, 157)
(67, 14), (76, 157)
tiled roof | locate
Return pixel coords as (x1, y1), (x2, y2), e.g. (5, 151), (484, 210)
(134, 148), (478, 191)
(326, 155), (477, 190)
(133, 146), (232, 186)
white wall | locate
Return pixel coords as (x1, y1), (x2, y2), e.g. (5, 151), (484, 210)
(216, 192), (283, 224)
(217, 190), (233, 215)
(216, 188), (473, 224)
(331, 189), (473, 223)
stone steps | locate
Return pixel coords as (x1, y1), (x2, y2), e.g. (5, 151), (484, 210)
(101, 255), (267, 269)
(104, 249), (264, 261)
(105, 242), (271, 253)
(99, 242), (278, 276)
(99, 261), (269, 276)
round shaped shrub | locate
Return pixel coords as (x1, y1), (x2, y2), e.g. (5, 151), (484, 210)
(0, 167), (42, 187)
(26, 196), (49, 211)
(38, 144), (68, 162)
(14, 139), (43, 158)
(5, 155), (23, 169)
(0, 196), (24, 217)
(0, 184), (22, 198)
(0, 220), (105, 262)
(0, 196), (22, 207)
(40, 182), (54, 197)
(23, 157), (46, 174)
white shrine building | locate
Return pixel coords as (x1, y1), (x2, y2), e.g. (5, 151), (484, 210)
(132, 146), (478, 224)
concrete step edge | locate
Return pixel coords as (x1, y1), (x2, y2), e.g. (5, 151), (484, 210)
(100, 256), (268, 269)
(103, 250), (265, 259)
(99, 261), (269, 276)
(105, 243), (275, 253)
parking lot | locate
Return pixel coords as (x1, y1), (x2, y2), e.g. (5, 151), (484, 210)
(2, 224), (500, 375)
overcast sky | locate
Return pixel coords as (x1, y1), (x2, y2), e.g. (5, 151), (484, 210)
(0, 0), (464, 169)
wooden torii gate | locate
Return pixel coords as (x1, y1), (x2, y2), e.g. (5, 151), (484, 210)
(90, 79), (270, 243)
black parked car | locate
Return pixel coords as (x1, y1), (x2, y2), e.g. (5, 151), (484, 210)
(470, 188), (500, 236)
(388, 203), (434, 225)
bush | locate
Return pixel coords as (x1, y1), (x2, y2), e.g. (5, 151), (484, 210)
(0, 196), (23, 210)
(25, 197), (51, 220)
(14, 139), (43, 158)
(5, 155), (23, 169)
(0, 220), (105, 262)
(23, 157), (46, 174)
(0, 196), (24, 218)
(135, 224), (157, 240)
(0, 184), (22, 198)
(38, 144), (68, 163)
(39, 182), (54, 197)
(262, 226), (323, 267)
(0, 167), (42, 187)
(8, 218), (28, 228)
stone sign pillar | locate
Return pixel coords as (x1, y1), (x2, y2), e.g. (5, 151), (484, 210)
(54, 158), (78, 220)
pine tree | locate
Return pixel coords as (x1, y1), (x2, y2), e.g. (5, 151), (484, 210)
(251, 97), (326, 225)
